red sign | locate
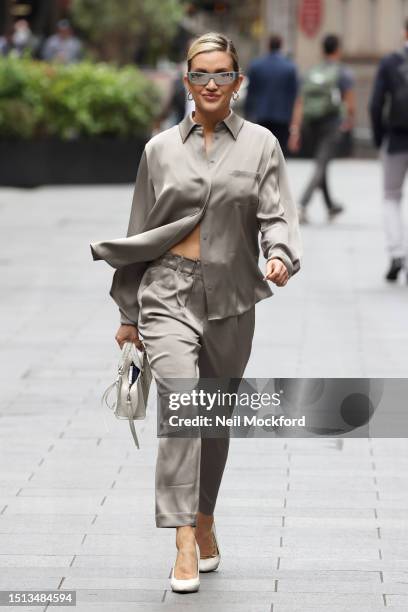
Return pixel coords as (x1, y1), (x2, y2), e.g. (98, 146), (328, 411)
(299, 0), (323, 38)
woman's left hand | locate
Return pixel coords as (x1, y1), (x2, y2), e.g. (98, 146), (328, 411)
(264, 258), (289, 287)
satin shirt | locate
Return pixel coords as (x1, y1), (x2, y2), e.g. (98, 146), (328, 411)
(90, 109), (302, 323)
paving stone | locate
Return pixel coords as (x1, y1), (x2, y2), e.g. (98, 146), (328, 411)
(276, 578), (408, 594)
(0, 607), (41, 612)
(280, 528), (379, 544)
(0, 555), (73, 567)
(0, 577), (61, 589)
(267, 546), (382, 560)
(59, 588), (164, 603)
(0, 514), (94, 534)
(0, 534), (84, 555)
(71, 554), (189, 571)
(48, 605), (270, 612)
(386, 595), (408, 607)
(3, 496), (107, 515)
(283, 517), (380, 529)
(164, 590), (385, 607)
(278, 558), (408, 571)
(272, 607), (398, 612)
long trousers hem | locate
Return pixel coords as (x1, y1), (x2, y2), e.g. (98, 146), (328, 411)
(156, 511), (198, 528)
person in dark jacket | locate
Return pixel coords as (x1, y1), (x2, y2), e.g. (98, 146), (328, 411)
(244, 34), (299, 155)
(369, 18), (408, 283)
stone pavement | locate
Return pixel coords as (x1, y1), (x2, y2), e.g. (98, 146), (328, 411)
(0, 159), (408, 611)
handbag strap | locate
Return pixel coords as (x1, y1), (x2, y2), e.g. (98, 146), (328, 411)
(101, 378), (119, 412)
(127, 344), (146, 449)
(128, 342), (144, 369)
(128, 415), (140, 449)
(120, 341), (133, 370)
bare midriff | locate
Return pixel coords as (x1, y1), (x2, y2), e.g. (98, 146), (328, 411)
(170, 131), (213, 261)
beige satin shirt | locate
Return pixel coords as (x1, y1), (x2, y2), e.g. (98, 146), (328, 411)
(90, 109), (302, 324)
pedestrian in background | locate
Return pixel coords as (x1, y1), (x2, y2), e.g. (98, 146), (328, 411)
(369, 18), (408, 282)
(244, 34), (299, 155)
(289, 34), (355, 223)
(41, 19), (82, 64)
(0, 19), (39, 58)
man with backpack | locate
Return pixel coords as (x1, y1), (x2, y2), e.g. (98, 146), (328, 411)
(289, 34), (355, 223)
(369, 19), (408, 283)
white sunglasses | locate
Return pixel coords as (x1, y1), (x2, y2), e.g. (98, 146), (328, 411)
(187, 71), (240, 85)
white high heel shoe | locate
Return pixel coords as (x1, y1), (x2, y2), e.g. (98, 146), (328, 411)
(199, 522), (221, 573)
(170, 541), (200, 593)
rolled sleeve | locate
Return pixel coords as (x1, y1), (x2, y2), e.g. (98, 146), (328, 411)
(119, 308), (139, 326)
(257, 137), (303, 277)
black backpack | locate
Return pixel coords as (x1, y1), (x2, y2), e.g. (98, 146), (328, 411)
(388, 49), (408, 128)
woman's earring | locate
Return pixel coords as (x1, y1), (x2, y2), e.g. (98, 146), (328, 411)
(187, 91), (193, 101)
(232, 91), (239, 101)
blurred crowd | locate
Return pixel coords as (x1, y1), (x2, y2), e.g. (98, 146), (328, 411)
(0, 18), (82, 63)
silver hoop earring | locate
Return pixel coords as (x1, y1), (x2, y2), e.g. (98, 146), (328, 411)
(187, 91), (193, 101)
(232, 91), (239, 101)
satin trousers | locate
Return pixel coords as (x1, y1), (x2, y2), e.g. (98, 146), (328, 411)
(136, 250), (255, 528)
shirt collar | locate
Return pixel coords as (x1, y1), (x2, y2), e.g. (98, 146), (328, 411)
(179, 108), (244, 143)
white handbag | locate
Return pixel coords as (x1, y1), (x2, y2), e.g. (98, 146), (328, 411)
(101, 341), (152, 449)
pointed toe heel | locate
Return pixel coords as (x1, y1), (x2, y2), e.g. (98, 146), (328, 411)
(170, 541), (200, 593)
(199, 522), (221, 573)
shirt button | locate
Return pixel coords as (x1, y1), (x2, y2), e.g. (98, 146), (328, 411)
(203, 235), (208, 240)
(207, 286), (212, 290)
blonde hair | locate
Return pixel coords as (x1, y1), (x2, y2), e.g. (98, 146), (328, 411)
(187, 32), (240, 72)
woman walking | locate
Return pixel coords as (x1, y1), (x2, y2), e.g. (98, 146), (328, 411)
(90, 32), (302, 593)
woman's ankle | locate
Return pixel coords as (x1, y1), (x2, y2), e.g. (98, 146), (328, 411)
(176, 525), (196, 548)
(196, 511), (214, 529)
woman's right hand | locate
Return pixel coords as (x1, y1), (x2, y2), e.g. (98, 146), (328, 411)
(115, 324), (145, 351)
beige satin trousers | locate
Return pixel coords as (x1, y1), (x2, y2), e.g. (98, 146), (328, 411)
(136, 250), (255, 528)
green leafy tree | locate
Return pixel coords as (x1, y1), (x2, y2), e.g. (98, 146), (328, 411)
(70, 0), (186, 65)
